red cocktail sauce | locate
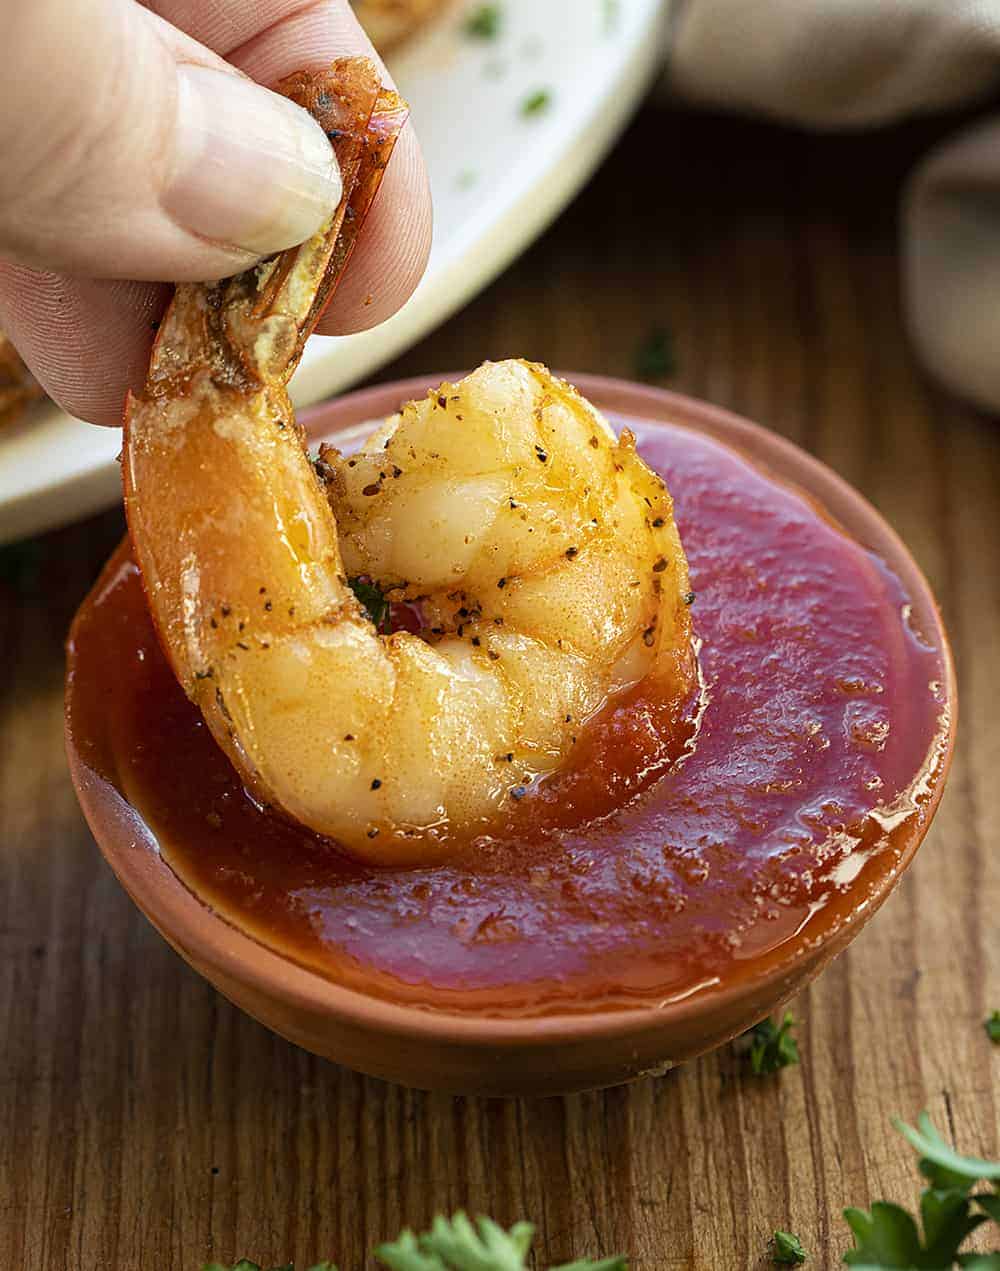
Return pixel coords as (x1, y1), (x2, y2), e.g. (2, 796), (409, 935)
(67, 419), (951, 1017)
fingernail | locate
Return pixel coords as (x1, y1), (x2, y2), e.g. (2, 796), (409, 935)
(165, 64), (342, 257)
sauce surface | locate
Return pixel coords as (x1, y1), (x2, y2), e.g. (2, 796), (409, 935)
(69, 418), (951, 1016)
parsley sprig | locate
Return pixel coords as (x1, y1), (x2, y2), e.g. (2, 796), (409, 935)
(635, 327), (676, 381)
(205, 1264), (335, 1271)
(745, 1012), (800, 1076)
(348, 576), (392, 633)
(772, 1229), (807, 1264)
(842, 1112), (1000, 1267)
(464, 5), (502, 39)
(205, 1213), (626, 1271)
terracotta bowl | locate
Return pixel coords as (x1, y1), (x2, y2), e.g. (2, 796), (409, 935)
(65, 376), (956, 1096)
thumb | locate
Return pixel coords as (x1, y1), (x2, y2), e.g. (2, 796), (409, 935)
(0, 0), (343, 282)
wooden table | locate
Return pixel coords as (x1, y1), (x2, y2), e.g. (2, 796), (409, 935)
(2, 104), (998, 1271)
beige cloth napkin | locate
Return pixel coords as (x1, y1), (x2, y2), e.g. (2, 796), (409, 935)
(664, 0), (1000, 412)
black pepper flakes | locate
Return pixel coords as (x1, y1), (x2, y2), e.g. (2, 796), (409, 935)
(362, 483), (381, 496)
(510, 786), (527, 800)
(344, 733), (355, 741)
(370, 778), (382, 790)
(565, 546), (578, 559)
(437, 394), (448, 409)
(643, 627), (656, 647)
(497, 577), (507, 589)
(367, 827), (380, 838)
(653, 557), (667, 572)
(534, 445), (548, 463)
(685, 591), (696, 606)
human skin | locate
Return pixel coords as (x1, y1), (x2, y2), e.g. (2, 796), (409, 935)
(0, 0), (432, 426)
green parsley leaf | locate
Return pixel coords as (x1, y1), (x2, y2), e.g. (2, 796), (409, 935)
(843, 1201), (926, 1266)
(976, 1195), (1000, 1224)
(896, 1114), (1000, 1189)
(0, 538), (43, 586)
(375, 1212), (626, 1270)
(348, 577), (391, 633)
(635, 327), (676, 381)
(986, 1012), (1000, 1044)
(464, 5), (502, 39)
(840, 1114), (1000, 1267)
(520, 89), (552, 118)
(202, 1264), (259, 1271)
(203, 1263), (335, 1270)
(746, 1013), (800, 1076)
(772, 1230), (807, 1264)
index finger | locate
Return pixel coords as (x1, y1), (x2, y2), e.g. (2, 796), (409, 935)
(150, 0), (432, 334)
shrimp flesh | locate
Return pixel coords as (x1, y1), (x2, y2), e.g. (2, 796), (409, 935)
(124, 61), (697, 865)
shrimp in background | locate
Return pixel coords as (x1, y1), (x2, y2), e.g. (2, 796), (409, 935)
(124, 59), (697, 865)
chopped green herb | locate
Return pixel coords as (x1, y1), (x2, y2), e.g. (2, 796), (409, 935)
(986, 1011), (1000, 1043)
(204, 1264), (332, 1271)
(464, 4), (502, 39)
(635, 327), (676, 381)
(0, 537), (43, 586)
(376, 1213), (626, 1269)
(348, 577), (391, 633)
(520, 89), (552, 118)
(841, 1112), (1000, 1267)
(772, 1230), (806, 1264)
(746, 1012), (800, 1076)
(457, 168), (479, 189)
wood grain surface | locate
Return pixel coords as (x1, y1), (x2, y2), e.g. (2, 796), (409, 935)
(1, 105), (998, 1270)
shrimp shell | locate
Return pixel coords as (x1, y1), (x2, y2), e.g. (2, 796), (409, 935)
(124, 60), (698, 865)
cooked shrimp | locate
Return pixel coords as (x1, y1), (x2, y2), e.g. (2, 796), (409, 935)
(124, 60), (696, 866)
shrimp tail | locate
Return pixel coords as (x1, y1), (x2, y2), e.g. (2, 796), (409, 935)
(123, 58), (407, 694)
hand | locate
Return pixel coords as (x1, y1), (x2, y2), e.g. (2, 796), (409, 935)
(0, 0), (432, 425)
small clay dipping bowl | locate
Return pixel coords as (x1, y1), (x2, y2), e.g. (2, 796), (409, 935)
(65, 376), (956, 1096)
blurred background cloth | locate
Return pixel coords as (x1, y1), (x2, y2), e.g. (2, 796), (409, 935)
(664, 0), (1000, 413)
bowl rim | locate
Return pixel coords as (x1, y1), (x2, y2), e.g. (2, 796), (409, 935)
(67, 372), (957, 1048)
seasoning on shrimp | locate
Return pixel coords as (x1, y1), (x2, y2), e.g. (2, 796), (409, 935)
(123, 62), (697, 867)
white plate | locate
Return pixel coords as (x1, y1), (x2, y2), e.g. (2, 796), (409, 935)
(0, 0), (669, 545)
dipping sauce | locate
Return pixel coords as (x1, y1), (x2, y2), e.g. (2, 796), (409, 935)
(67, 418), (951, 1017)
